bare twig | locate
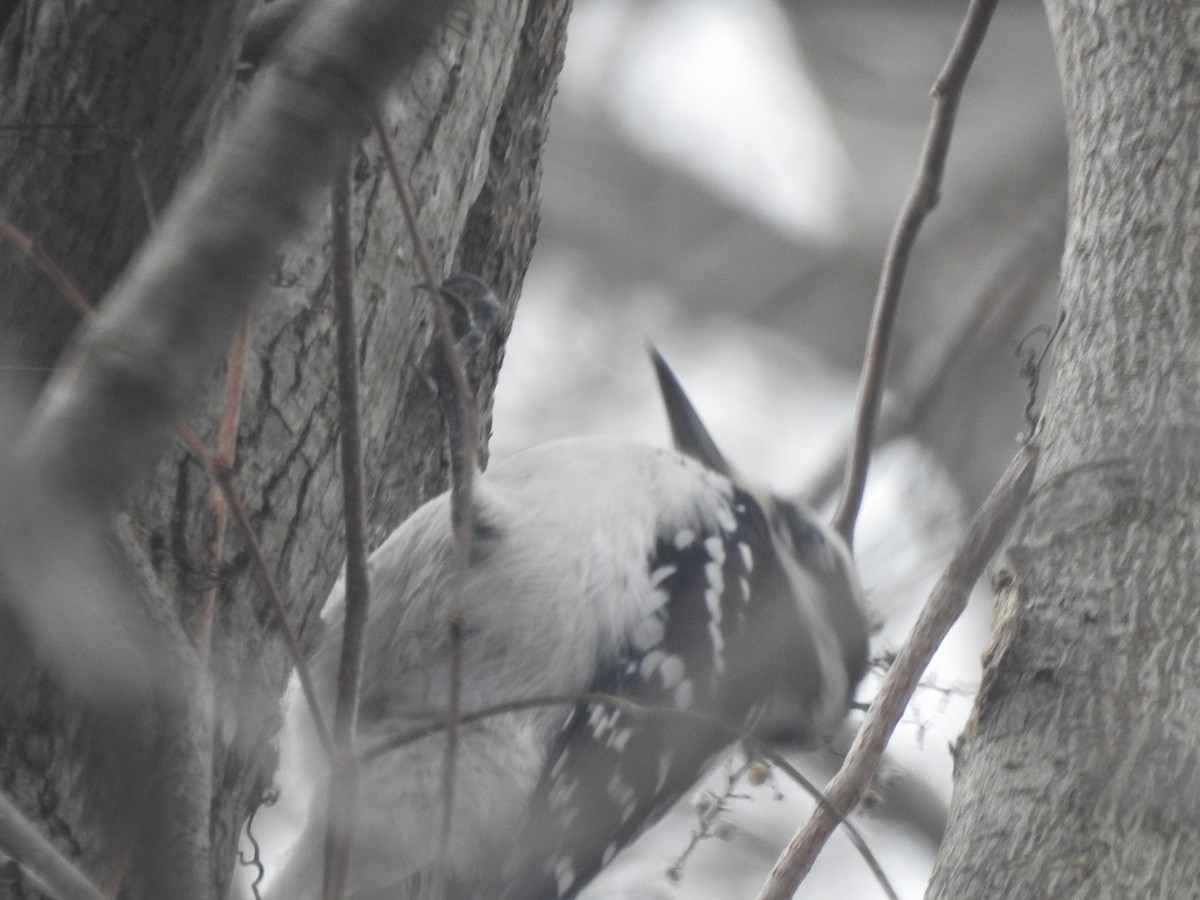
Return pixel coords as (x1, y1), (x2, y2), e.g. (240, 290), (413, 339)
(217, 320), (249, 492)
(758, 445), (1037, 900)
(177, 425), (337, 759)
(372, 112), (480, 518)
(195, 316), (250, 663)
(372, 109), (485, 893)
(666, 759), (754, 883)
(322, 162), (372, 900)
(831, 0), (1002, 545)
(761, 755), (898, 900)
(806, 217), (1058, 507)
(121, 130), (158, 231)
(371, 111), (479, 539)
(0, 219), (91, 317)
(0, 790), (108, 900)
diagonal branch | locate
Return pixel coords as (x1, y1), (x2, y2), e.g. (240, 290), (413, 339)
(0, 219), (92, 317)
(831, 0), (1002, 546)
(12, 0), (452, 518)
(176, 427), (337, 758)
(2, 201), (337, 760)
(805, 213), (1058, 507)
(0, 792), (108, 900)
(758, 444), (1037, 900)
(372, 110), (482, 543)
(1, 0), (452, 744)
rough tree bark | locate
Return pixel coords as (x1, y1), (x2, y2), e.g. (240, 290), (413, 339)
(928, 3), (1200, 897)
(0, 1), (570, 897)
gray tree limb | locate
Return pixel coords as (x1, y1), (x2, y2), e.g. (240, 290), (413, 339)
(13, 0), (449, 516)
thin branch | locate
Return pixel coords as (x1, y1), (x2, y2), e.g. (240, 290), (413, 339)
(217, 320), (249, 501)
(666, 758), (755, 884)
(806, 216), (1057, 507)
(0, 219), (91, 317)
(195, 316), (251, 663)
(758, 444), (1037, 900)
(371, 111), (480, 540)
(121, 130), (158, 231)
(831, 0), (1002, 545)
(762, 755), (898, 900)
(0, 791), (108, 900)
(369, 116), (483, 547)
(177, 425), (337, 759)
(322, 161), (372, 900)
(372, 110), (486, 892)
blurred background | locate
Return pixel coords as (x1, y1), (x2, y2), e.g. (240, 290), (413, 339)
(490, 0), (1066, 896)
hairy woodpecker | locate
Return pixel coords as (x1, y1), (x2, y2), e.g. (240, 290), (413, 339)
(268, 336), (869, 900)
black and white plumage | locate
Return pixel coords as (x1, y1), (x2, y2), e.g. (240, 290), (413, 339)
(268, 351), (869, 900)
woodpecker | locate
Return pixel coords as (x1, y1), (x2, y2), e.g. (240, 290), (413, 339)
(268, 338), (869, 900)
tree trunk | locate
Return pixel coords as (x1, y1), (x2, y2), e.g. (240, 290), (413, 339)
(928, 3), (1200, 897)
(0, 1), (570, 897)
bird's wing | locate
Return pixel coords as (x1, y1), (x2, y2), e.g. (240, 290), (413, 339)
(494, 486), (815, 900)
